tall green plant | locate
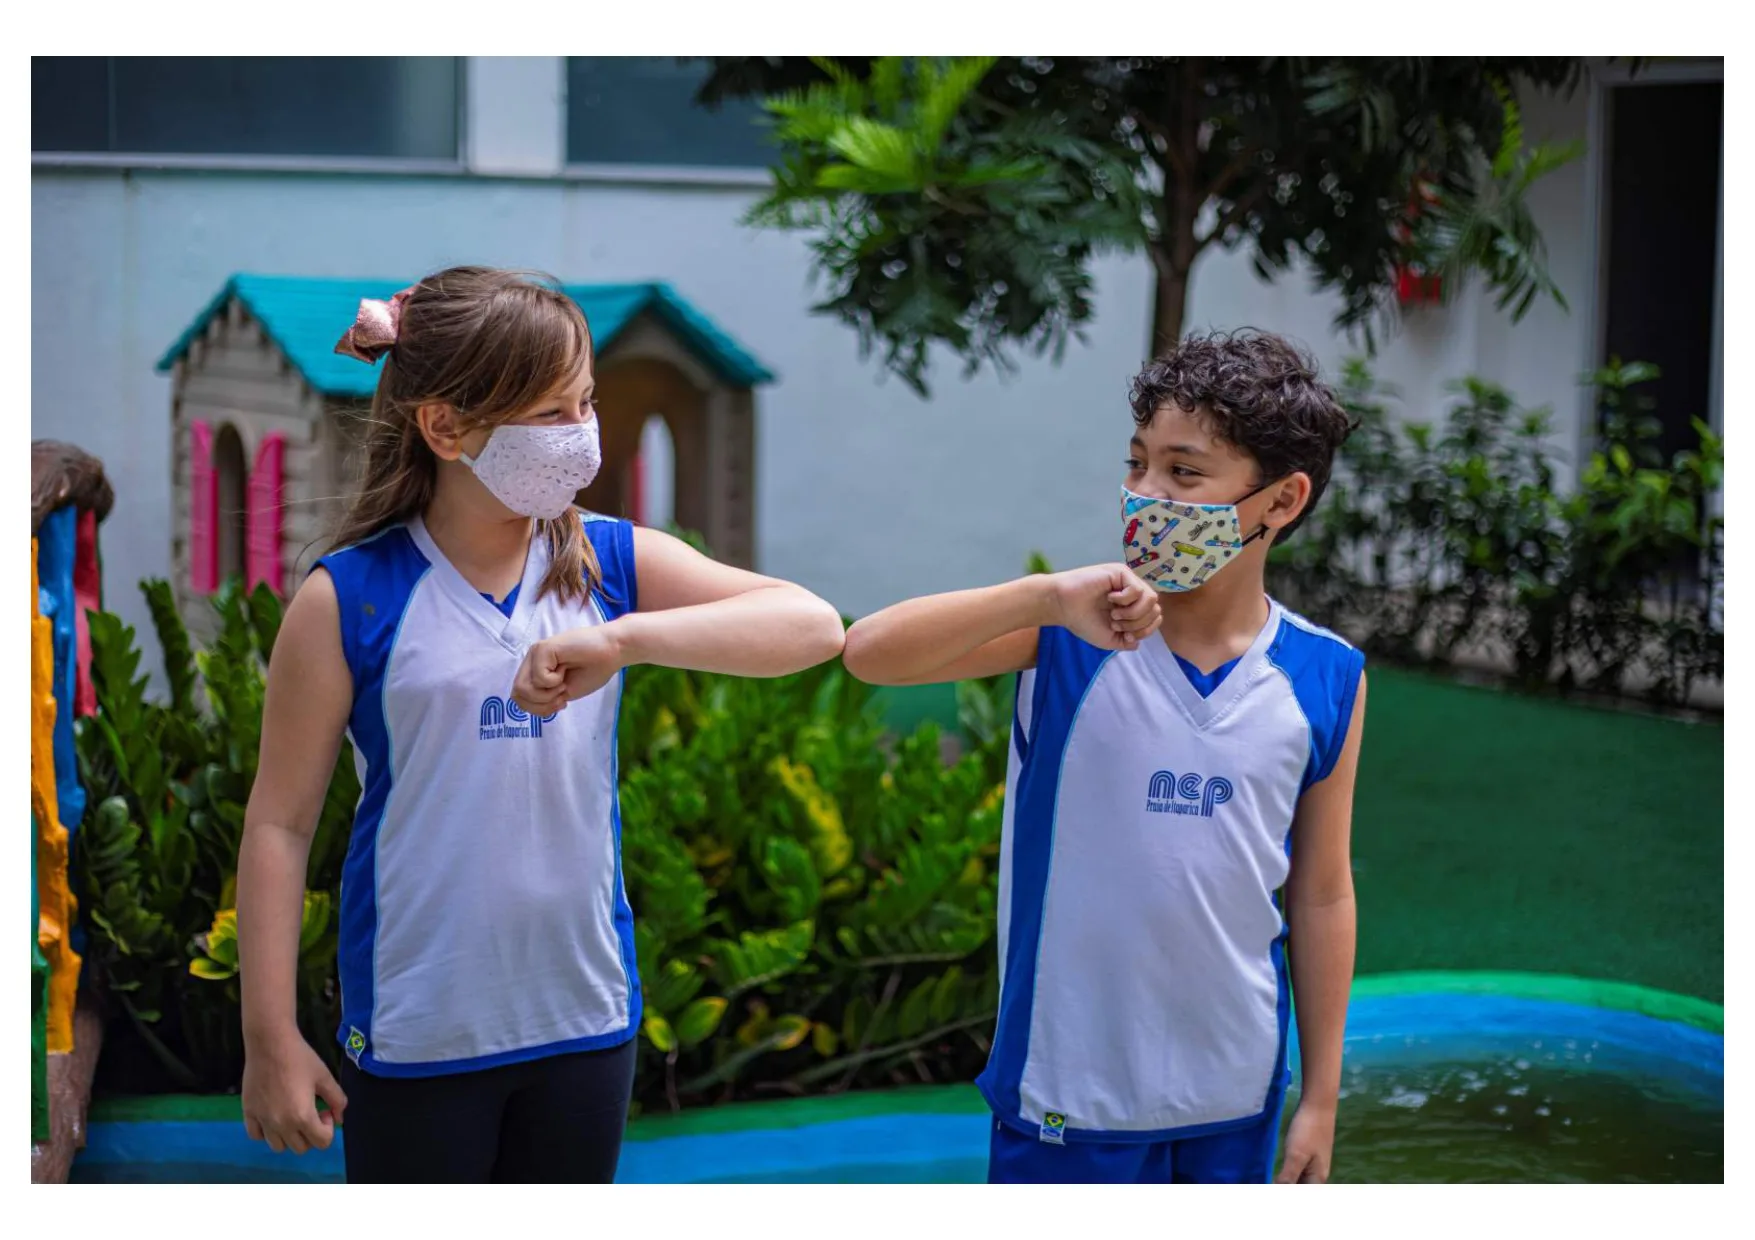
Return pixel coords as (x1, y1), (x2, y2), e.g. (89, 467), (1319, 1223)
(76, 579), (355, 1089)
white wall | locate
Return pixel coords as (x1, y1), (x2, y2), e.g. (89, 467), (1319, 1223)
(31, 59), (1602, 652)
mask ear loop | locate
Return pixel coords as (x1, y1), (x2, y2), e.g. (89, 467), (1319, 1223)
(1233, 477), (1284, 547)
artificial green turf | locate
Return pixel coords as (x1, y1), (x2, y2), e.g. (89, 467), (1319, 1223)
(881, 665), (1724, 1002)
(1349, 666), (1723, 1002)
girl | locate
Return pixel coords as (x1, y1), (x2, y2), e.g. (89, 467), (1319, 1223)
(236, 266), (845, 1183)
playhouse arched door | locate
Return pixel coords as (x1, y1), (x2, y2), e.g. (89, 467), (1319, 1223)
(580, 358), (709, 542)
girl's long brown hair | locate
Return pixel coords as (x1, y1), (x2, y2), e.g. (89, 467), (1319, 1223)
(327, 266), (602, 602)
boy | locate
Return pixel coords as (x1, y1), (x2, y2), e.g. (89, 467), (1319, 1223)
(842, 330), (1364, 1184)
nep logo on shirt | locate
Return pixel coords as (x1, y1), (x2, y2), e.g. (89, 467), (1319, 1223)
(1146, 769), (1234, 817)
(479, 695), (558, 740)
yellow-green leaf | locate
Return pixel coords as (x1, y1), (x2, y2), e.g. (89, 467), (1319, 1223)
(676, 997), (728, 1048)
(735, 999), (771, 1046)
(188, 957), (236, 981)
(299, 890), (332, 955)
(769, 1014), (812, 1052)
(650, 705), (682, 754)
(811, 1021), (839, 1057)
(769, 756), (852, 876)
(643, 1013), (677, 1054)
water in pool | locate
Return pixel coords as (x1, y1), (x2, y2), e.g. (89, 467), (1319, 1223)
(1306, 1044), (1721, 1183)
(723, 1042), (1722, 1184)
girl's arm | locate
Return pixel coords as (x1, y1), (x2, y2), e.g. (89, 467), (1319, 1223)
(841, 564), (1161, 687)
(616, 525), (846, 676)
(235, 570), (353, 1154)
(1276, 672), (1368, 1184)
(513, 526), (845, 711)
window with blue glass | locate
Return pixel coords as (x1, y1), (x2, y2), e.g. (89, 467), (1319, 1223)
(32, 57), (461, 161)
(565, 58), (772, 168)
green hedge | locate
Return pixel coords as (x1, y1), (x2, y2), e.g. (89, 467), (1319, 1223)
(1271, 359), (1722, 707)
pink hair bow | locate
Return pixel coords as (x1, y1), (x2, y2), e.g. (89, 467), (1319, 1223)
(334, 286), (417, 363)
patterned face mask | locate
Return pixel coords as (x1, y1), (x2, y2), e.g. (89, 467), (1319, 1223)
(1121, 483), (1272, 593)
(462, 422), (602, 520)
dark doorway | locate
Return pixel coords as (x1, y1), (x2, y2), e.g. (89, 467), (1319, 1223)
(213, 424), (248, 584)
(1600, 80), (1722, 464)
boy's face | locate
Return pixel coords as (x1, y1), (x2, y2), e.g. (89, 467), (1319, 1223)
(1124, 402), (1313, 543)
(1125, 402), (1262, 506)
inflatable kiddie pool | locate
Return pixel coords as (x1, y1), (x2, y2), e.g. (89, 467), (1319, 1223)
(72, 973), (1721, 1184)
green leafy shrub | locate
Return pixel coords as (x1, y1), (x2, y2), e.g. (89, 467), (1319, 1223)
(76, 579), (352, 1091)
(1271, 360), (1722, 706)
(616, 657), (1011, 1110)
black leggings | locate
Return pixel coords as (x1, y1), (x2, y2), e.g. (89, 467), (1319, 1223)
(338, 1037), (637, 1183)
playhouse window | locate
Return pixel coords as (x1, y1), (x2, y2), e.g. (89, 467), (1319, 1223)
(565, 58), (771, 169)
(32, 57), (461, 162)
(212, 425), (249, 586)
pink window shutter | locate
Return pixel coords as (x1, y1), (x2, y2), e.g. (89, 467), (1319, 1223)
(246, 433), (286, 594)
(73, 507), (101, 717)
(188, 420), (218, 593)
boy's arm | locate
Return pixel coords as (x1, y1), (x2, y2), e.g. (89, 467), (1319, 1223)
(1277, 671), (1367, 1184)
(842, 565), (1160, 686)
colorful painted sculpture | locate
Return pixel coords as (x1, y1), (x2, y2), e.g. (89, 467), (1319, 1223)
(30, 440), (112, 1182)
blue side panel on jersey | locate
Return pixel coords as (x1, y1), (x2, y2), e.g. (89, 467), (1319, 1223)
(1265, 616), (1360, 1096)
(1271, 895), (1294, 1088)
(581, 513), (642, 1017)
(314, 527), (432, 1057)
(582, 512), (638, 620)
(978, 625), (1114, 1121)
(1265, 618), (1366, 792)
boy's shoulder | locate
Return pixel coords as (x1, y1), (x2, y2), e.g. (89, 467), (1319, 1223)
(1274, 603), (1355, 646)
(1264, 604), (1365, 792)
(1265, 602), (1364, 680)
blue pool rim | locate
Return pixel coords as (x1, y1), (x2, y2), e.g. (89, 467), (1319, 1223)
(72, 973), (1724, 1183)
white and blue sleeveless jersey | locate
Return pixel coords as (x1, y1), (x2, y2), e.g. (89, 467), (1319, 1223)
(316, 513), (640, 1077)
(976, 598), (1364, 1142)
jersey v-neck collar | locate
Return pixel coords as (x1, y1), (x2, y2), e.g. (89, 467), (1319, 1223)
(407, 515), (546, 653)
(1137, 596), (1283, 730)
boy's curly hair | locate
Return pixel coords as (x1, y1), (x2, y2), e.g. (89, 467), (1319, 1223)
(1129, 329), (1356, 540)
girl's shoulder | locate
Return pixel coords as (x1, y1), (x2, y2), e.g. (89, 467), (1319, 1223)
(316, 522), (422, 572)
(310, 523), (430, 620)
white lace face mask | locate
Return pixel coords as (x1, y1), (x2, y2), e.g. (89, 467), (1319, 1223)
(462, 422), (603, 519)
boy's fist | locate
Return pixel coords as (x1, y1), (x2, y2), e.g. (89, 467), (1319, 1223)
(1048, 564), (1162, 652)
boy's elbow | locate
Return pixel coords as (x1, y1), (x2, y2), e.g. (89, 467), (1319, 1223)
(840, 618), (894, 685)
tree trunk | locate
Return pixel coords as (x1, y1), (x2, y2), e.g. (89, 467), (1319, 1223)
(1151, 260), (1190, 356)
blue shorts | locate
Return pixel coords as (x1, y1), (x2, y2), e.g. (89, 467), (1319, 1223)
(986, 1099), (1286, 1184)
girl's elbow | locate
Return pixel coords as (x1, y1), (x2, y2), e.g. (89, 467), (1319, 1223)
(811, 600), (848, 664)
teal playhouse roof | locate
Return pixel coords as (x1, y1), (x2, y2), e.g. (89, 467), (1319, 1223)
(157, 274), (776, 396)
